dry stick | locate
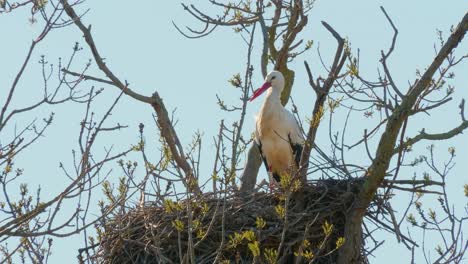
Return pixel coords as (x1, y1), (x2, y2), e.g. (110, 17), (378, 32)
(176, 227), (183, 264)
(212, 177), (228, 263)
(0, 41), (36, 130)
(175, 1), (261, 39)
(366, 214), (418, 248)
(60, 0), (201, 195)
(186, 192), (195, 264)
(392, 119), (468, 156)
(258, 15), (269, 78)
(294, 215), (320, 264)
(0, 0), (63, 128)
(0, 147), (128, 238)
(151, 93), (201, 195)
(62, 69), (114, 85)
(277, 191), (291, 262)
(193, 199), (221, 248)
(386, 203), (402, 243)
(379, 6), (404, 99)
(0, 150), (92, 236)
(229, 23), (256, 187)
(300, 21), (348, 183)
(212, 120), (224, 195)
(460, 99), (466, 121)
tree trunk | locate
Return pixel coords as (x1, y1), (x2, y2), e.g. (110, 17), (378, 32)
(239, 144), (263, 193)
(338, 203), (366, 263)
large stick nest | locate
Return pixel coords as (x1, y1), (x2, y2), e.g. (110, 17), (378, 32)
(95, 178), (370, 263)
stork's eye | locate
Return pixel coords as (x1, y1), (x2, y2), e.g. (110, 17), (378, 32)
(271, 76), (276, 80)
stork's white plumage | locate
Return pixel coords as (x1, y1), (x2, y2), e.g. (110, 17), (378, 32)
(249, 71), (304, 185)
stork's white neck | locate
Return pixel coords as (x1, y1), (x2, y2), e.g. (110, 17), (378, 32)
(266, 84), (282, 103)
(261, 87), (283, 116)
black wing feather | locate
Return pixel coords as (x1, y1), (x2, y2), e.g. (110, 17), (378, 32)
(256, 140), (269, 174)
(288, 134), (303, 167)
(256, 140), (281, 183)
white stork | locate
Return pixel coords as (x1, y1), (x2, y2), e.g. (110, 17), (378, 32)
(249, 71), (304, 186)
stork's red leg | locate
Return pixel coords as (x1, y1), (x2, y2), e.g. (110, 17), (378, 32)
(267, 166), (279, 193)
(269, 181), (275, 193)
(267, 165), (273, 193)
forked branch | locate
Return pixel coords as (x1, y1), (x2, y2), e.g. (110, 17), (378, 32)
(60, 0), (201, 194)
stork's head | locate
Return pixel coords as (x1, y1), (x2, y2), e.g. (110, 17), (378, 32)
(249, 71), (285, 102)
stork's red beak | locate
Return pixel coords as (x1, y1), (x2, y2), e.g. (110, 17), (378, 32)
(249, 82), (271, 102)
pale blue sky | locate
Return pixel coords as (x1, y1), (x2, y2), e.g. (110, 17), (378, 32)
(1, 0), (467, 263)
